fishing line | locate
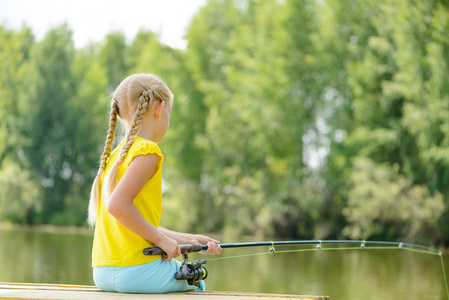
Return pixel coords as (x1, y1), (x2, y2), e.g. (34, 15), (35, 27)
(441, 253), (449, 299)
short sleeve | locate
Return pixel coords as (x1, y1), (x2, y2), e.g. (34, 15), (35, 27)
(127, 138), (164, 166)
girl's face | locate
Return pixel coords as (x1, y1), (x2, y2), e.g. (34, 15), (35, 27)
(153, 101), (171, 143)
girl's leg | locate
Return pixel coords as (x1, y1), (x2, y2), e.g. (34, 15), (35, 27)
(93, 259), (204, 294)
(93, 266), (116, 292)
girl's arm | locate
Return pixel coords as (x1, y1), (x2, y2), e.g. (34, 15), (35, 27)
(159, 226), (222, 255)
(107, 154), (180, 261)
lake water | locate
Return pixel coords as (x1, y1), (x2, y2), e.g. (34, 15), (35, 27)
(0, 227), (448, 300)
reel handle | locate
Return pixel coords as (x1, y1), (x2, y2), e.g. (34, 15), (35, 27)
(143, 243), (204, 256)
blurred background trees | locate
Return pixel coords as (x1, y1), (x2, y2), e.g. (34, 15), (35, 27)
(0, 0), (448, 245)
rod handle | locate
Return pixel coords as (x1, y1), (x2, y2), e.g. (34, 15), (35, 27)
(143, 246), (165, 256)
(143, 244), (204, 256)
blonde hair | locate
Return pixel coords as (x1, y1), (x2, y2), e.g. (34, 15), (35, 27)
(88, 73), (173, 227)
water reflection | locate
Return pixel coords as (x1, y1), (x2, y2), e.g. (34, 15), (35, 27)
(0, 228), (447, 300)
(0, 227), (93, 285)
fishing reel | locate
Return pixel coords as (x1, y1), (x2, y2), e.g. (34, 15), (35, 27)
(143, 244), (208, 287)
(175, 254), (208, 287)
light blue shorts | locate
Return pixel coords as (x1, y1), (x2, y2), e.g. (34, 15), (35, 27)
(93, 258), (205, 294)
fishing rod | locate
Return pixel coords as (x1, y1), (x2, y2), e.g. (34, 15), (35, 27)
(143, 239), (441, 256)
(143, 240), (446, 289)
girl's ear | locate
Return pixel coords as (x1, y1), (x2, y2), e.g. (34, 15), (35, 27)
(154, 100), (166, 119)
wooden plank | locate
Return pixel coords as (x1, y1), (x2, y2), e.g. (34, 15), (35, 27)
(0, 282), (330, 299)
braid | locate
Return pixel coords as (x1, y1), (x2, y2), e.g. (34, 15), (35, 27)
(87, 99), (120, 227)
(99, 100), (120, 173)
(102, 90), (153, 204)
(118, 90), (153, 162)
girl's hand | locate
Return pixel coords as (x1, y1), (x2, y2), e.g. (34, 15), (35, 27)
(202, 240), (222, 255)
(190, 235), (222, 255)
(156, 235), (181, 261)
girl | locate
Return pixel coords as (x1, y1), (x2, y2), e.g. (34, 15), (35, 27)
(88, 73), (221, 294)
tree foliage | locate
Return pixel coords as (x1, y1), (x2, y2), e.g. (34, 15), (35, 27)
(0, 0), (448, 245)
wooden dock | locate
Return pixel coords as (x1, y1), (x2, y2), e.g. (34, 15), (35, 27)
(0, 282), (330, 299)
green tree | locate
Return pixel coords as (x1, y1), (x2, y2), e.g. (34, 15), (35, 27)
(99, 32), (130, 91)
(0, 26), (41, 223)
(182, 0), (322, 238)
(343, 157), (444, 243)
(0, 26), (34, 165)
(0, 159), (43, 223)
(21, 24), (76, 223)
(60, 45), (109, 225)
(320, 0), (449, 243)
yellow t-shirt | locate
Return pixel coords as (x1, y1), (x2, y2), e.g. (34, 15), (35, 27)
(92, 136), (164, 267)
